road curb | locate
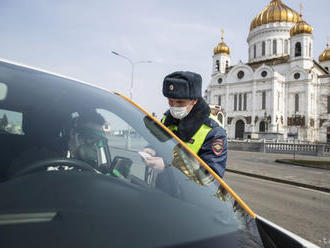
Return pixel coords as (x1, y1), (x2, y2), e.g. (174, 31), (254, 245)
(275, 159), (330, 170)
(226, 169), (330, 193)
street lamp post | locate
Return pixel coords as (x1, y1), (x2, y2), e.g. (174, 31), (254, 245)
(111, 51), (151, 100)
(111, 51), (151, 149)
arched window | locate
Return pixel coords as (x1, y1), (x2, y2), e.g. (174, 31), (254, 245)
(217, 113), (223, 125)
(284, 40), (288, 54)
(225, 60), (229, 69)
(218, 95), (221, 106)
(295, 42), (302, 57)
(216, 60), (220, 71)
(259, 121), (266, 132)
(262, 41), (266, 56)
(262, 91), (266, 110)
(239, 94), (242, 111)
(234, 95), (237, 111)
(254, 44), (256, 58)
(295, 94), (299, 112)
(273, 40), (277, 55)
(309, 43), (312, 57)
(235, 120), (245, 139)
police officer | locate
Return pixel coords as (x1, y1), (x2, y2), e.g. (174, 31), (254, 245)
(146, 71), (227, 178)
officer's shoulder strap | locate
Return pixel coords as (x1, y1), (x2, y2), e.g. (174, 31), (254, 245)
(204, 116), (220, 128)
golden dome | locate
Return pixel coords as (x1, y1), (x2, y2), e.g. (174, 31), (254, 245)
(290, 16), (313, 36)
(319, 43), (330, 62)
(250, 0), (300, 31)
(214, 38), (230, 55)
(214, 30), (230, 55)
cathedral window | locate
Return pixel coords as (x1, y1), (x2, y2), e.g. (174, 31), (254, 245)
(262, 41), (266, 56)
(328, 96), (330, 114)
(325, 67), (329, 72)
(259, 121), (266, 132)
(295, 42), (302, 57)
(218, 95), (221, 106)
(225, 60), (229, 70)
(237, 71), (244, 79)
(243, 93), (247, 111)
(284, 40), (288, 54)
(262, 91), (266, 110)
(295, 94), (299, 112)
(273, 40), (277, 55)
(216, 60), (220, 71)
(239, 94), (242, 111)
(253, 44), (256, 58)
(234, 95), (237, 111)
(294, 73), (300, 80)
(261, 71), (267, 77)
(217, 78), (223, 84)
(309, 43), (312, 57)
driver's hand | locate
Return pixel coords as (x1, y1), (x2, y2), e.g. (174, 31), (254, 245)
(144, 156), (165, 171)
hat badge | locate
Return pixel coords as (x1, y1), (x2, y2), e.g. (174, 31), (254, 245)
(169, 84), (174, 91)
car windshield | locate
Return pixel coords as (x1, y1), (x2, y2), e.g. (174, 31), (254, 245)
(0, 61), (263, 247)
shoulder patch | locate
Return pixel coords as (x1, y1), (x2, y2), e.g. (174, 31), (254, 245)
(211, 139), (224, 156)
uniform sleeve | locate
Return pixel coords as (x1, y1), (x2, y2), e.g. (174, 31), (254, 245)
(198, 126), (227, 178)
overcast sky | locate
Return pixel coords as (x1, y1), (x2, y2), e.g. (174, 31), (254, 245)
(1, 0), (329, 116)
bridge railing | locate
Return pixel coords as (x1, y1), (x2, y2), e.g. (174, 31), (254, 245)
(228, 140), (330, 157)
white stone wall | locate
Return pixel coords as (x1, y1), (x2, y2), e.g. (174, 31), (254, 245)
(207, 22), (330, 142)
(212, 53), (231, 75)
(289, 34), (314, 69)
(247, 23), (294, 63)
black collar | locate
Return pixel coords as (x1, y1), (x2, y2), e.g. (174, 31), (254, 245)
(163, 98), (210, 142)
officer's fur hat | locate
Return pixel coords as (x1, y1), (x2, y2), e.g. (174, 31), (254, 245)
(162, 71), (202, 99)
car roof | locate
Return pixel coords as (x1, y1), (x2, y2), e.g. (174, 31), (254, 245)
(0, 57), (115, 96)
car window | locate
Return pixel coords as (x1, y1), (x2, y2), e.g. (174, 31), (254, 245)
(0, 82), (7, 100)
(0, 61), (262, 247)
(0, 109), (24, 135)
(96, 108), (148, 180)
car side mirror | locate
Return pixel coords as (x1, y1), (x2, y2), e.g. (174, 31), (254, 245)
(110, 156), (133, 178)
(143, 116), (172, 142)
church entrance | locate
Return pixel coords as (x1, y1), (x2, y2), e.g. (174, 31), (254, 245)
(235, 120), (245, 139)
(259, 121), (266, 132)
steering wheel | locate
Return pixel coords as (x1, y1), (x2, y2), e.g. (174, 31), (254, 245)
(13, 158), (97, 177)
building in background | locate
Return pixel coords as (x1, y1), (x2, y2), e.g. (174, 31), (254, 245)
(205, 0), (330, 143)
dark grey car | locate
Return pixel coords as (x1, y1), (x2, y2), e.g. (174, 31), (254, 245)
(0, 59), (318, 247)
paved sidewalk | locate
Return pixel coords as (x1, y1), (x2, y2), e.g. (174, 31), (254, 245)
(226, 150), (330, 191)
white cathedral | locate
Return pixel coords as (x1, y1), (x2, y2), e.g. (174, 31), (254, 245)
(205, 0), (330, 143)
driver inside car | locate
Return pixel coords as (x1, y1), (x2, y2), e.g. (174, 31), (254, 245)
(68, 110), (110, 172)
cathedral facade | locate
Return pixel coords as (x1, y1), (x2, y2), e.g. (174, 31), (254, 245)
(205, 0), (330, 143)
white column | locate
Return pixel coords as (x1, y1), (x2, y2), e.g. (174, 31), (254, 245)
(252, 81), (257, 132)
(271, 79), (276, 132)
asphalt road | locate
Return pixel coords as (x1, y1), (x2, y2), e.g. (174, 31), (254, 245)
(225, 172), (330, 248)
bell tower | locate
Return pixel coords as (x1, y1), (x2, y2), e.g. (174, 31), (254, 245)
(289, 5), (314, 69)
(212, 29), (231, 75)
